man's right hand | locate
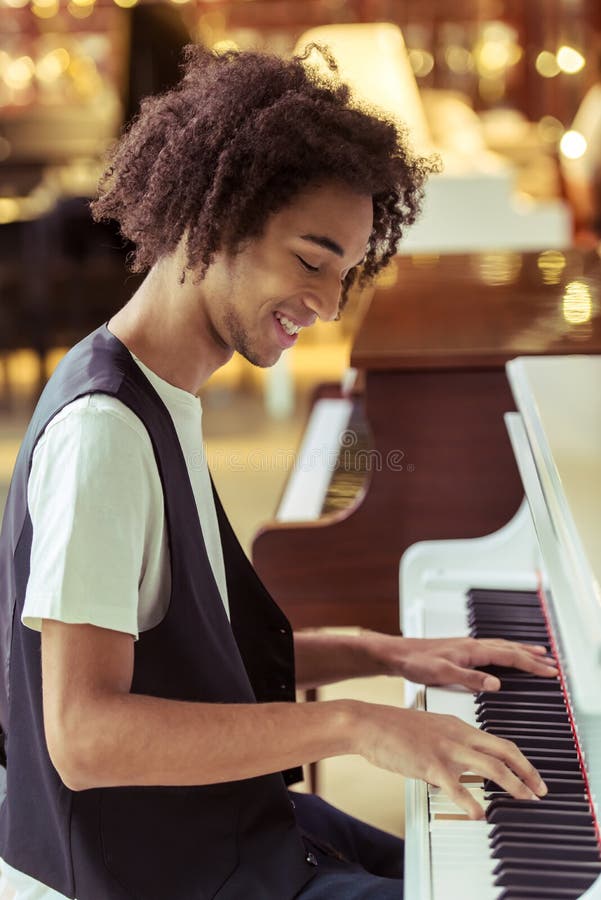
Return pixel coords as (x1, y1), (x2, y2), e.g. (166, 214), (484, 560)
(349, 702), (547, 820)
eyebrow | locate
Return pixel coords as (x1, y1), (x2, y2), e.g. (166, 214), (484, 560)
(300, 233), (345, 258)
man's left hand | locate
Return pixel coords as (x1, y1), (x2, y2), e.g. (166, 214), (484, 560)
(366, 633), (559, 692)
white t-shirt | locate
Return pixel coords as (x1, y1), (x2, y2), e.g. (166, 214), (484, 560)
(1, 353), (229, 899)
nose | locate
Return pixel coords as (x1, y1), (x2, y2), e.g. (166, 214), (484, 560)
(304, 277), (342, 323)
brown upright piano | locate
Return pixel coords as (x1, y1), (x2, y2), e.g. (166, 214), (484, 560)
(252, 248), (601, 634)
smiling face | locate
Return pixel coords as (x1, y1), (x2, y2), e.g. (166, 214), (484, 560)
(198, 182), (374, 368)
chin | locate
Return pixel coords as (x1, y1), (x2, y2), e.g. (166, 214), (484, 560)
(236, 342), (282, 369)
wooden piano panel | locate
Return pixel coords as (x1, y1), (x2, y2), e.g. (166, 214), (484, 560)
(252, 248), (601, 634)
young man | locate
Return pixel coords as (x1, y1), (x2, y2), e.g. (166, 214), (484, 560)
(0, 46), (557, 899)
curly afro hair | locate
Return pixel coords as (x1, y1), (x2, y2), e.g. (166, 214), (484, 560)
(91, 44), (437, 301)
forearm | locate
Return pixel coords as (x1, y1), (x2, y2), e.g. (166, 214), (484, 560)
(48, 691), (355, 791)
(293, 629), (392, 690)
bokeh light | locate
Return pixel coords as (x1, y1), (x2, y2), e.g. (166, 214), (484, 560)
(535, 51), (560, 78)
(560, 130), (587, 159)
(556, 45), (585, 74)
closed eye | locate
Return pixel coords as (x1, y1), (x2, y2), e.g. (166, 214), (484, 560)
(296, 255), (319, 274)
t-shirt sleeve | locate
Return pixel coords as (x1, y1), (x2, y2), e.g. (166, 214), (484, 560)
(23, 396), (158, 638)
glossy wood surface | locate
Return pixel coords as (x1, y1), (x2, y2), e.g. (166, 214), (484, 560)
(252, 247), (601, 634)
(352, 248), (601, 370)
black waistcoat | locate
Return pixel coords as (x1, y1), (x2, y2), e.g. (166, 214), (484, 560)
(0, 325), (315, 899)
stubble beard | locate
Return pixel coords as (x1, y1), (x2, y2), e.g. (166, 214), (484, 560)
(222, 305), (277, 369)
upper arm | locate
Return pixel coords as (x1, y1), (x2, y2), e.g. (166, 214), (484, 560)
(26, 399), (163, 638)
(41, 619), (134, 786)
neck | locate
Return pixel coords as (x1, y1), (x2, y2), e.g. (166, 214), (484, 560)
(108, 256), (233, 395)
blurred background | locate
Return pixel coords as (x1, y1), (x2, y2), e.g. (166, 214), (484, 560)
(2, 0), (601, 837)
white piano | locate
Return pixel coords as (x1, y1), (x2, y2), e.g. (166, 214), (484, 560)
(401, 355), (601, 900)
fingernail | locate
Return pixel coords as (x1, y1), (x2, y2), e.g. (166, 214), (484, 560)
(530, 792), (541, 801)
(537, 780), (548, 796)
(531, 645), (548, 654)
(483, 675), (500, 691)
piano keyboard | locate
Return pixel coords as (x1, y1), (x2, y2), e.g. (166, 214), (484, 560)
(427, 588), (601, 900)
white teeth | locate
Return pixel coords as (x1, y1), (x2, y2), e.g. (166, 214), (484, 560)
(275, 312), (301, 336)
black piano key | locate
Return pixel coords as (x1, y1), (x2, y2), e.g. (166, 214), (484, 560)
(494, 868), (600, 892)
(484, 678), (561, 692)
(467, 589), (541, 605)
(476, 696), (566, 708)
(468, 613), (547, 627)
(488, 733), (576, 745)
(492, 841), (601, 861)
(494, 858), (601, 877)
(472, 629), (550, 640)
(477, 708), (569, 723)
(482, 726), (574, 750)
(487, 797), (591, 812)
(485, 778), (586, 796)
(488, 825), (599, 859)
(485, 760), (586, 784)
(497, 891), (587, 899)
(475, 692), (565, 705)
(488, 808), (594, 826)
(491, 822), (598, 838)
(491, 828), (599, 847)
(523, 753), (580, 767)
(480, 721), (573, 735)
(460, 587), (600, 896)
(468, 612), (546, 624)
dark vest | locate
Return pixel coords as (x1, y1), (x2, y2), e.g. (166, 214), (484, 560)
(0, 325), (315, 899)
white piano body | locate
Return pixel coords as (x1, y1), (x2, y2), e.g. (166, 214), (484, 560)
(400, 355), (601, 899)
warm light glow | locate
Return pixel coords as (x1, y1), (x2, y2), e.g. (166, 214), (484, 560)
(32, 0), (59, 16)
(535, 50), (560, 78)
(537, 249), (566, 285)
(296, 23), (434, 155)
(408, 49), (434, 78)
(171, 0), (192, 5)
(475, 23), (521, 77)
(4, 56), (34, 90)
(479, 40), (510, 73)
(537, 115), (564, 144)
(411, 254), (440, 268)
(36, 48), (70, 82)
(375, 259), (399, 286)
(562, 280), (593, 324)
(212, 39), (239, 54)
(0, 198), (20, 225)
(4, 0), (29, 8)
(67, 55), (102, 96)
(112, 0), (138, 8)
(67, 2), (94, 16)
(478, 252), (522, 286)
(445, 46), (473, 74)
(556, 45), (585, 75)
(478, 76), (505, 103)
(560, 129), (587, 159)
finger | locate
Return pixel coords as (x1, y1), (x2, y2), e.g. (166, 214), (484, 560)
(437, 775), (486, 820)
(473, 733), (548, 797)
(463, 750), (541, 801)
(484, 639), (549, 657)
(433, 660), (501, 693)
(469, 644), (559, 677)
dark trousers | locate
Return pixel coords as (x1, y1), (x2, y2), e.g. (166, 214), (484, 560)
(291, 792), (404, 898)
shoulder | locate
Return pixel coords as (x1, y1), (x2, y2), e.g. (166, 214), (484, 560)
(28, 393), (161, 509)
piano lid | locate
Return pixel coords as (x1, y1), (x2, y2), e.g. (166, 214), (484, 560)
(507, 355), (601, 714)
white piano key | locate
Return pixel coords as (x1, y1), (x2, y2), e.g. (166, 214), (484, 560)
(425, 686), (478, 727)
(276, 397), (352, 521)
